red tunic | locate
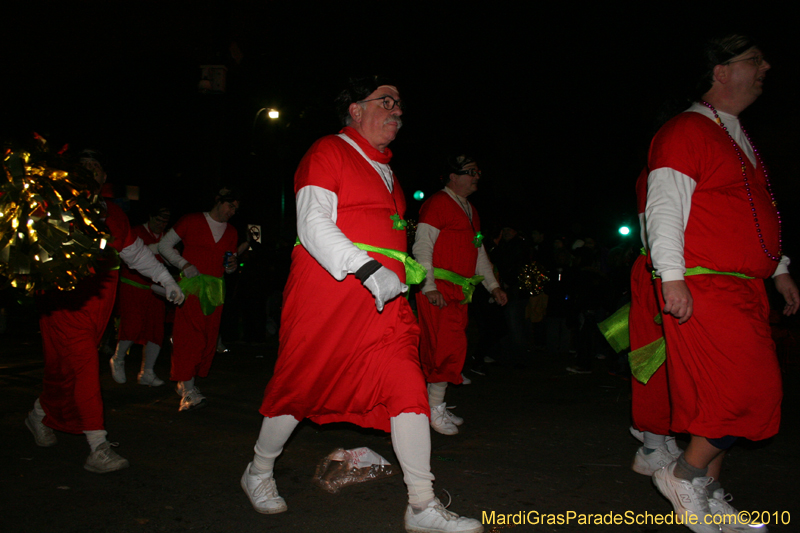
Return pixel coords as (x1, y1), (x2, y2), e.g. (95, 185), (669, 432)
(415, 190), (481, 384)
(630, 169), (671, 435)
(117, 224), (166, 346)
(169, 213), (237, 381)
(259, 127), (428, 432)
(38, 202), (135, 433)
(648, 112), (782, 440)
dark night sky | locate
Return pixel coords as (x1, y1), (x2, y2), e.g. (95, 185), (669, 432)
(5, 2), (799, 253)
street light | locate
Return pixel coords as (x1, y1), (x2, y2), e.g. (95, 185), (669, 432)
(253, 107), (280, 128)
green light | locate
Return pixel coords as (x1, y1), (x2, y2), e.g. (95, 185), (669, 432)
(413, 190), (425, 201)
(618, 226), (631, 236)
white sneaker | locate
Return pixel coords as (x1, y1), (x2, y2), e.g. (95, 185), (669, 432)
(652, 462), (718, 533)
(629, 426), (682, 457)
(84, 441), (130, 473)
(444, 406), (464, 426)
(109, 356), (126, 384)
(430, 403), (458, 435)
(25, 411), (57, 447)
(632, 446), (677, 476)
(138, 370), (164, 387)
(241, 462), (287, 514)
(709, 489), (768, 533)
(405, 498), (483, 533)
(179, 387), (207, 411)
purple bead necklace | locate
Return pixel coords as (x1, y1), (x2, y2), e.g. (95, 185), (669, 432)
(701, 100), (782, 261)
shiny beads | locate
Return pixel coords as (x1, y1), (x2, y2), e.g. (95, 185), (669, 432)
(701, 101), (782, 261)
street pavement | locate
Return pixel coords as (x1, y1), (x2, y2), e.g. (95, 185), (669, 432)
(2, 323), (799, 533)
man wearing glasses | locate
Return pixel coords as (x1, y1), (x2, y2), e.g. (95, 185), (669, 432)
(641, 35), (798, 531)
(413, 155), (507, 436)
(240, 77), (483, 533)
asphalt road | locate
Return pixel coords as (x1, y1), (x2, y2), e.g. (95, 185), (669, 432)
(2, 326), (799, 533)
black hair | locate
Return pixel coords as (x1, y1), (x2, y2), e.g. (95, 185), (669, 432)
(694, 34), (759, 99)
(334, 75), (396, 127)
(440, 154), (477, 183)
(215, 186), (241, 205)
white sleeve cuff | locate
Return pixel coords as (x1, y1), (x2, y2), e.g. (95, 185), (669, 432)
(773, 255), (791, 278)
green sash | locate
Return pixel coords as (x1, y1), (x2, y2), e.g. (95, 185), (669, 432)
(599, 264), (754, 384)
(294, 239), (426, 286)
(178, 274), (225, 316)
(120, 277), (151, 290)
(433, 268), (484, 304)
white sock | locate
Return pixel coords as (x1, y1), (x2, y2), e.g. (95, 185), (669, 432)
(251, 415), (299, 475)
(643, 431), (667, 450)
(114, 340), (134, 361)
(391, 412), (435, 507)
(32, 398), (46, 420)
(181, 378), (196, 392)
(427, 382), (447, 408)
(143, 342), (161, 371)
(84, 429), (108, 452)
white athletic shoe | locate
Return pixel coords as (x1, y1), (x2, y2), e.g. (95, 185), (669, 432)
(405, 498), (483, 533)
(444, 406), (464, 426)
(430, 403), (458, 435)
(632, 446), (678, 476)
(241, 462), (287, 514)
(652, 461), (718, 533)
(629, 426), (682, 457)
(25, 411), (57, 447)
(84, 442), (130, 473)
(109, 356), (126, 384)
(709, 489), (768, 533)
(178, 386), (207, 411)
(137, 370), (164, 387)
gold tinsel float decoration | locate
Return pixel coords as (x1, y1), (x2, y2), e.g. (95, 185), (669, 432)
(1, 137), (115, 295)
(518, 261), (549, 296)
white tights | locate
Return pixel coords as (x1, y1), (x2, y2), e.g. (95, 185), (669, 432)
(250, 412), (435, 506)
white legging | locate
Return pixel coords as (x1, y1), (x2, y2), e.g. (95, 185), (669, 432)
(251, 412), (435, 505)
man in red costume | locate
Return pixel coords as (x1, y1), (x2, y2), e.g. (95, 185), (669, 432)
(644, 35), (798, 532)
(26, 151), (184, 473)
(413, 155), (506, 435)
(158, 189), (239, 411)
(239, 77), (483, 533)
(110, 205), (171, 386)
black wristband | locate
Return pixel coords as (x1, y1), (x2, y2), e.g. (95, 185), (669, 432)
(355, 259), (382, 283)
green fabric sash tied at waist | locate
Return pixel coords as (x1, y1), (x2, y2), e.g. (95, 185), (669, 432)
(599, 265), (754, 384)
(120, 277), (151, 290)
(433, 268), (484, 304)
(178, 273), (225, 315)
(294, 239), (427, 286)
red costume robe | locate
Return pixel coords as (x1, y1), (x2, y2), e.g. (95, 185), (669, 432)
(169, 213), (237, 382)
(415, 191), (481, 385)
(648, 112), (782, 441)
(117, 224), (166, 346)
(259, 127), (428, 432)
(38, 202), (135, 433)
(630, 168), (671, 435)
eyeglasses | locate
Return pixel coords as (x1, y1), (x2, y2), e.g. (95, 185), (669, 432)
(358, 95), (403, 111)
(724, 55), (765, 67)
(456, 168), (481, 178)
